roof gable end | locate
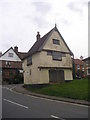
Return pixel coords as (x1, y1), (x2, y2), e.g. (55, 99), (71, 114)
(24, 26), (73, 59)
(0, 47), (21, 61)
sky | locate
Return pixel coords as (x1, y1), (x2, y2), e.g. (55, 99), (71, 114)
(0, 0), (89, 59)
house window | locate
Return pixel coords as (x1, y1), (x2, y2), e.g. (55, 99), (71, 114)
(53, 39), (60, 45)
(8, 53), (13, 57)
(82, 65), (84, 70)
(77, 65), (80, 69)
(27, 56), (32, 65)
(6, 61), (10, 66)
(52, 51), (62, 61)
(88, 68), (90, 75)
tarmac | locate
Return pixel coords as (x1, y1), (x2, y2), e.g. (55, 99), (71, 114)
(12, 84), (89, 106)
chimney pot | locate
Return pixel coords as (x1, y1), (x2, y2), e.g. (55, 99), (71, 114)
(14, 46), (18, 53)
(36, 32), (40, 41)
(80, 56), (83, 60)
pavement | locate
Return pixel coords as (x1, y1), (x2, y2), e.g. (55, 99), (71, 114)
(12, 84), (89, 106)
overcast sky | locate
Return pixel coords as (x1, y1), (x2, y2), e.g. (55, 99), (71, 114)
(0, 0), (89, 59)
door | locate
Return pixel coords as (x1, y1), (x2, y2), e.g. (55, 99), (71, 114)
(49, 69), (64, 83)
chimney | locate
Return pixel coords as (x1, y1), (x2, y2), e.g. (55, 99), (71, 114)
(14, 46), (18, 53)
(80, 56), (83, 60)
(36, 32), (40, 41)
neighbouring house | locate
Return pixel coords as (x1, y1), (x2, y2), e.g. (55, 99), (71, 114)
(0, 46), (27, 84)
(83, 57), (90, 77)
(23, 26), (74, 84)
(74, 58), (85, 78)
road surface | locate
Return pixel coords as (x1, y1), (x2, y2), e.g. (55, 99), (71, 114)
(2, 85), (88, 119)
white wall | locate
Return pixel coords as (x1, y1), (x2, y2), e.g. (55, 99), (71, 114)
(0, 48), (21, 61)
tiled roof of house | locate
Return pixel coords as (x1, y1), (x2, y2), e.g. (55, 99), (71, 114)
(83, 57), (90, 61)
(74, 59), (84, 65)
(17, 52), (27, 60)
(23, 26), (73, 59)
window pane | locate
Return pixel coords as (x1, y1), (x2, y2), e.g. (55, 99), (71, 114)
(52, 51), (62, 61)
(77, 65), (80, 69)
(8, 53), (13, 57)
(53, 39), (60, 45)
(88, 69), (90, 74)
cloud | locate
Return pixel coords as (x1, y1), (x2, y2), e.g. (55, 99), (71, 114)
(32, 2), (52, 14)
(0, 0), (88, 58)
(67, 0), (88, 16)
(67, 2), (83, 15)
(32, 1), (52, 27)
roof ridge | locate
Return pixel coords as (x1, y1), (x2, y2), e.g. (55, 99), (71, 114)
(23, 26), (73, 59)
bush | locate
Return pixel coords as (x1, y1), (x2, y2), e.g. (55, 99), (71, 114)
(13, 71), (23, 84)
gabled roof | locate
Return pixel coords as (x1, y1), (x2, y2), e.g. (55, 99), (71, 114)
(0, 47), (13, 57)
(0, 47), (27, 60)
(24, 26), (73, 59)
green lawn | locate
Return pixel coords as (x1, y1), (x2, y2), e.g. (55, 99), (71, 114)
(24, 78), (88, 101)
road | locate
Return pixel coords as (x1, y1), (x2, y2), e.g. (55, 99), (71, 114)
(2, 85), (88, 119)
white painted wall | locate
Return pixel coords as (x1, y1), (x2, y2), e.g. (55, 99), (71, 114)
(0, 48), (21, 61)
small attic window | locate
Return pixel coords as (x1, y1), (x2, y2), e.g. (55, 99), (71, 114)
(8, 53), (13, 57)
(53, 39), (60, 45)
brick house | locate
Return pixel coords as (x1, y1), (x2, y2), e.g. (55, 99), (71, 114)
(74, 59), (84, 78)
(0, 46), (27, 84)
(83, 57), (90, 77)
(23, 26), (74, 84)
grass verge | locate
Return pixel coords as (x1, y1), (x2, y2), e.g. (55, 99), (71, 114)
(23, 78), (88, 101)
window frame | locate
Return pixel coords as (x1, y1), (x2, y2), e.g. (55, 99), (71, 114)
(8, 53), (14, 57)
(52, 51), (62, 61)
(77, 64), (80, 69)
(53, 39), (60, 45)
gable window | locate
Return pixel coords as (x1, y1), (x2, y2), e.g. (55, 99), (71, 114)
(27, 56), (32, 66)
(8, 53), (13, 57)
(52, 51), (62, 61)
(53, 39), (60, 45)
